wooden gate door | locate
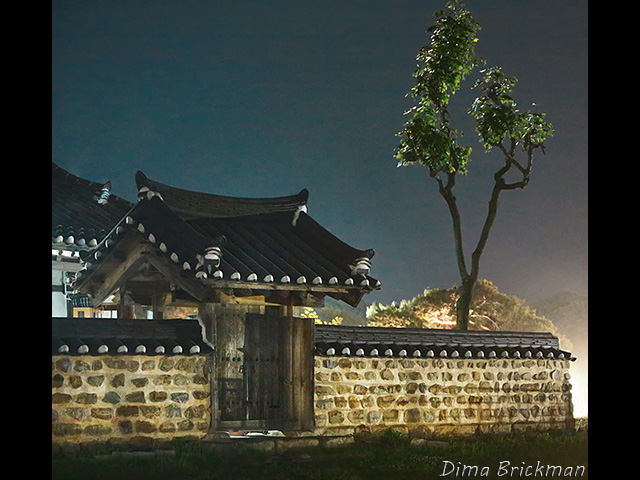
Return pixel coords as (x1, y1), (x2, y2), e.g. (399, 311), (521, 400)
(215, 307), (313, 430)
(244, 314), (288, 424)
(215, 304), (246, 422)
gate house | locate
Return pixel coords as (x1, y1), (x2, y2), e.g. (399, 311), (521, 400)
(52, 164), (575, 442)
(54, 164), (379, 433)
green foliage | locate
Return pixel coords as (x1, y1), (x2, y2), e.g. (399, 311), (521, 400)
(470, 67), (554, 152)
(52, 433), (588, 480)
(299, 307), (344, 325)
(395, 1), (553, 173)
(366, 287), (457, 329)
(367, 280), (563, 337)
(395, 0), (480, 175)
(412, 0), (481, 105)
(301, 297), (369, 326)
(395, 107), (473, 175)
(379, 428), (410, 447)
(394, 1), (555, 330)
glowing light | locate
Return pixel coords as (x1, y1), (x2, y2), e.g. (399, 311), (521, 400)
(570, 366), (588, 417)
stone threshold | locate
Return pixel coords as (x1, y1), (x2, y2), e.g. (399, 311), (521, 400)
(200, 431), (355, 453)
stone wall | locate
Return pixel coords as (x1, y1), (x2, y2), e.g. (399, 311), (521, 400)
(52, 355), (211, 444)
(52, 352), (575, 443)
(313, 356), (574, 437)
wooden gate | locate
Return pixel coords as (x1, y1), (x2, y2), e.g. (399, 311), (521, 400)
(215, 306), (314, 430)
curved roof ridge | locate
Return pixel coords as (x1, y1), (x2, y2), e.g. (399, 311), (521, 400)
(52, 163), (134, 248)
(135, 170), (309, 220)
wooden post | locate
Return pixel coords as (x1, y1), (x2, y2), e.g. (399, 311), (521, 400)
(197, 303), (217, 348)
(291, 311), (314, 430)
(118, 289), (135, 319)
(283, 294), (314, 430)
(198, 302), (218, 434)
(151, 289), (169, 320)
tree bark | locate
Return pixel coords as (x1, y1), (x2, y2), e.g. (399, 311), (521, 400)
(441, 164), (510, 330)
(455, 276), (474, 330)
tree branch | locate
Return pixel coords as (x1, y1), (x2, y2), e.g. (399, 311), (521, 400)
(496, 141), (527, 175)
(469, 312), (500, 330)
(469, 181), (500, 281)
(435, 173), (469, 280)
(500, 179), (528, 190)
(471, 136), (537, 276)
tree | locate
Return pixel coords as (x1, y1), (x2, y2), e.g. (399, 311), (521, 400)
(366, 280), (569, 350)
(395, 1), (553, 329)
(298, 307), (344, 325)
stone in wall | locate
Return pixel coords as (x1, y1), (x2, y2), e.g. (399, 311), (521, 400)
(52, 355), (211, 444)
(313, 356), (574, 437)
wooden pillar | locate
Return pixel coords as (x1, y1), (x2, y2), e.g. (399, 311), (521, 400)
(197, 303), (217, 348)
(118, 289), (135, 319)
(152, 291), (163, 320)
(292, 314), (314, 430)
(283, 294), (314, 430)
(152, 290), (171, 320)
(198, 302), (218, 434)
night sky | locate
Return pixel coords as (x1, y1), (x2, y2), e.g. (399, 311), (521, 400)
(52, 0), (587, 308)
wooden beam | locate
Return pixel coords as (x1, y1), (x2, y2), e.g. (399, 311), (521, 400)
(79, 241), (151, 306)
(218, 292), (268, 306)
(145, 253), (214, 303)
(201, 278), (351, 295)
(152, 289), (171, 320)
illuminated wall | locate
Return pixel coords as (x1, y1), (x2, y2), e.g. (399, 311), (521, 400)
(52, 353), (574, 443)
(52, 355), (211, 444)
(313, 356), (574, 436)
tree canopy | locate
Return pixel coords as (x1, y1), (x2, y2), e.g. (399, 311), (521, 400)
(366, 279), (570, 350)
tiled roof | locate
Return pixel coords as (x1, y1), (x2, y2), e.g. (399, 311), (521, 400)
(52, 163), (133, 249)
(52, 318), (212, 356)
(136, 170), (309, 220)
(69, 293), (92, 308)
(75, 180), (379, 306)
(314, 324), (575, 360)
(188, 211), (377, 288)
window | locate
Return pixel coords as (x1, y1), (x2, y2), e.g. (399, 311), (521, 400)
(73, 307), (92, 318)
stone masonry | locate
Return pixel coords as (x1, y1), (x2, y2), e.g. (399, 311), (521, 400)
(52, 355), (211, 444)
(313, 356), (573, 437)
(51, 352), (574, 443)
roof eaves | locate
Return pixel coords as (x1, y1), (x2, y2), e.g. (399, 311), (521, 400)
(313, 325), (574, 360)
(52, 163), (134, 248)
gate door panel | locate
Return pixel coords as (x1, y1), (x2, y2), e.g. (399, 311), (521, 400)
(215, 304), (246, 422)
(215, 307), (313, 429)
(244, 314), (288, 422)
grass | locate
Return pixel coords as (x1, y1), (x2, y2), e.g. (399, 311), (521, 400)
(52, 423), (588, 480)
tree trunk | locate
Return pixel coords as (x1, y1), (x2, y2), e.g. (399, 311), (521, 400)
(455, 276), (475, 330)
(438, 151), (518, 330)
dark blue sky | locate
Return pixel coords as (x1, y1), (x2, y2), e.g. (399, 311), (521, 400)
(52, 0), (587, 307)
